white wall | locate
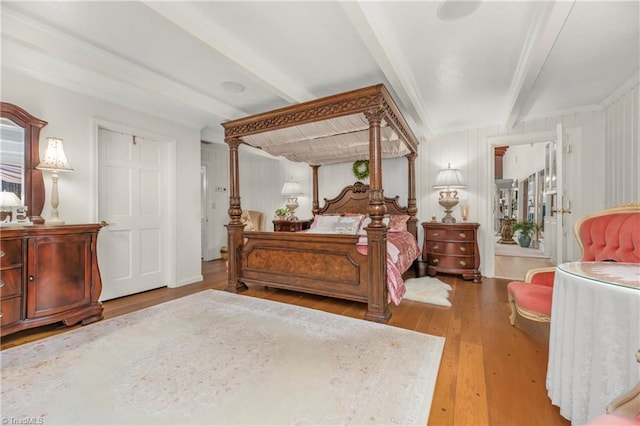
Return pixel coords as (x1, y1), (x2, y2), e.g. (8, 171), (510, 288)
(502, 143), (546, 183)
(2, 69), (203, 287)
(426, 109), (606, 277)
(605, 84), (640, 205)
(200, 140), (309, 258)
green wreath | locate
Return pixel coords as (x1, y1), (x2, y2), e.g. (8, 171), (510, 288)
(352, 160), (370, 180)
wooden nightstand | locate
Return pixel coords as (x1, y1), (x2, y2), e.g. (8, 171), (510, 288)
(272, 219), (312, 232)
(421, 222), (481, 283)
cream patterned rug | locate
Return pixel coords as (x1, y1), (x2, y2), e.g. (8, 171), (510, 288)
(403, 276), (453, 307)
(1, 290), (445, 425)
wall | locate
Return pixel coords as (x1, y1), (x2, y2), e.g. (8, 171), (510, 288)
(2, 69), (203, 287)
(605, 84), (640, 205)
(426, 109), (606, 277)
(502, 143), (546, 183)
(200, 141), (308, 259)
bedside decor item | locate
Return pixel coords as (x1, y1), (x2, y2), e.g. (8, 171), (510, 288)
(0, 191), (21, 223)
(433, 163), (466, 223)
(274, 207), (290, 220)
(281, 179), (302, 220)
(512, 220), (535, 248)
(36, 137), (73, 225)
(352, 159), (370, 180)
(461, 204), (470, 221)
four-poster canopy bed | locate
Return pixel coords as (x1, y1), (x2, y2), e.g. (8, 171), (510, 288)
(222, 84), (420, 323)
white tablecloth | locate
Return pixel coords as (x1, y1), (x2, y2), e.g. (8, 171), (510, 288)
(547, 262), (640, 425)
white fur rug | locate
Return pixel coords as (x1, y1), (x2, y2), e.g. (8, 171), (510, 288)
(1, 290), (445, 425)
(403, 276), (453, 307)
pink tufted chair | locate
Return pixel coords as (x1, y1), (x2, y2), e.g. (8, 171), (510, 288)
(507, 203), (640, 326)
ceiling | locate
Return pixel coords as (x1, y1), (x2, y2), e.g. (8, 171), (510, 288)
(2, 1), (638, 143)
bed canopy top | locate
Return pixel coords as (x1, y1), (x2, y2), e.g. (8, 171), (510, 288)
(222, 84), (419, 165)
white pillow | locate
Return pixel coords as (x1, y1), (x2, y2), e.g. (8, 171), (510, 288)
(313, 215), (363, 234)
(358, 216), (390, 235)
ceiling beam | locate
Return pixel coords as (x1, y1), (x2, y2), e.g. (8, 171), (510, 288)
(1, 10), (249, 122)
(340, 1), (433, 139)
(142, 1), (315, 104)
(503, 1), (575, 129)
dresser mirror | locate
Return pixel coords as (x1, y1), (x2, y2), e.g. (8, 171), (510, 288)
(0, 102), (47, 224)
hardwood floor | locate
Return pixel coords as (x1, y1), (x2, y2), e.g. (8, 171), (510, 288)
(1, 260), (569, 426)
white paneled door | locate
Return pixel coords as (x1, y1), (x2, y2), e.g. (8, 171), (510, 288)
(98, 128), (167, 300)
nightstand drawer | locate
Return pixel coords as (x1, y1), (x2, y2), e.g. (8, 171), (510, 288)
(421, 222), (481, 283)
(273, 219), (311, 232)
(425, 228), (474, 242)
(0, 239), (22, 267)
(426, 241), (475, 255)
(0, 267), (22, 299)
(427, 254), (476, 270)
(0, 296), (22, 326)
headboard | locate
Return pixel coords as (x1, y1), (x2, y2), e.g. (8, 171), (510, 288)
(317, 181), (417, 238)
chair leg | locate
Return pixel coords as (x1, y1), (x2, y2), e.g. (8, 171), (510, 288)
(508, 293), (517, 326)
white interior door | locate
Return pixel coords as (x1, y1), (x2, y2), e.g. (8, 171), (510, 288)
(554, 123), (567, 264)
(98, 128), (167, 300)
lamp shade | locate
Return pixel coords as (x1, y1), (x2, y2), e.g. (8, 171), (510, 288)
(433, 163), (466, 189)
(0, 191), (21, 207)
(281, 180), (302, 196)
(36, 138), (73, 172)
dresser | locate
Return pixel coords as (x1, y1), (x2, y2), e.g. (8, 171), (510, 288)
(421, 222), (481, 283)
(0, 224), (104, 337)
(272, 219), (312, 232)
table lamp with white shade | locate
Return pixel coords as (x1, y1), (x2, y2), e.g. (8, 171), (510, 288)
(0, 191), (22, 223)
(36, 137), (73, 225)
(282, 179), (303, 221)
(433, 163), (466, 223)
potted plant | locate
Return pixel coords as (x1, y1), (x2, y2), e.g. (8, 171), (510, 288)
(531, 221), (543, 249)
(512, 220), (535, 248)
(275, 208), (289, 220)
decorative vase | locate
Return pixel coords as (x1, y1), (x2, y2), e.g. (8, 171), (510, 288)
(518, 234), (531, 248)
(461, 205), (470, 221)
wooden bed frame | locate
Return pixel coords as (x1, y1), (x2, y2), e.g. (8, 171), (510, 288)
(222, 85), (420, 323)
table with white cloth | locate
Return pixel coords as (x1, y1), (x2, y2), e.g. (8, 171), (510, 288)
(546, 261), (640, 425)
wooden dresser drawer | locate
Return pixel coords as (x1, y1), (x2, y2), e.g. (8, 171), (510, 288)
(0, 239), (22, 267)
(427, 254), (476, 270)
(0, 296), (22, 326)
(421, 222), (481, 283)
(426, 241), (475, 256)
(0, 267), (22, 299)
(425, 228), (474, 242)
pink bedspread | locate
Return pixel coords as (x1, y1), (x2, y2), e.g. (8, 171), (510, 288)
(356, 231), (421, 305)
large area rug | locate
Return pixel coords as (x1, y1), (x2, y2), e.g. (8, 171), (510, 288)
(403, 276), (453, 307)
(1, 290), (445, 425)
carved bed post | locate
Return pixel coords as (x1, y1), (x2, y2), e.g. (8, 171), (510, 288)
(406, 152), (418, 239)
(225, 138), (248, 293)
(363, 108), (390, 323)
(311, 165), (320, 217)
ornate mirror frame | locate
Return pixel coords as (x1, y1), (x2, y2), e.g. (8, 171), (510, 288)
(0, 102), (47, 224)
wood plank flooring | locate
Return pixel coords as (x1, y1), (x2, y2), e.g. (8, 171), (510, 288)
(1, 259), (569, 426)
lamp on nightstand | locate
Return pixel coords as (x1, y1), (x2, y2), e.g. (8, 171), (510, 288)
(433, 163), (466, 223)
(282, 179), (302, 221)
(36, 137), (73, 225)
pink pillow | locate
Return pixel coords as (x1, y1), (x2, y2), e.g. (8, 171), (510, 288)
(389, 214), (409, 232)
